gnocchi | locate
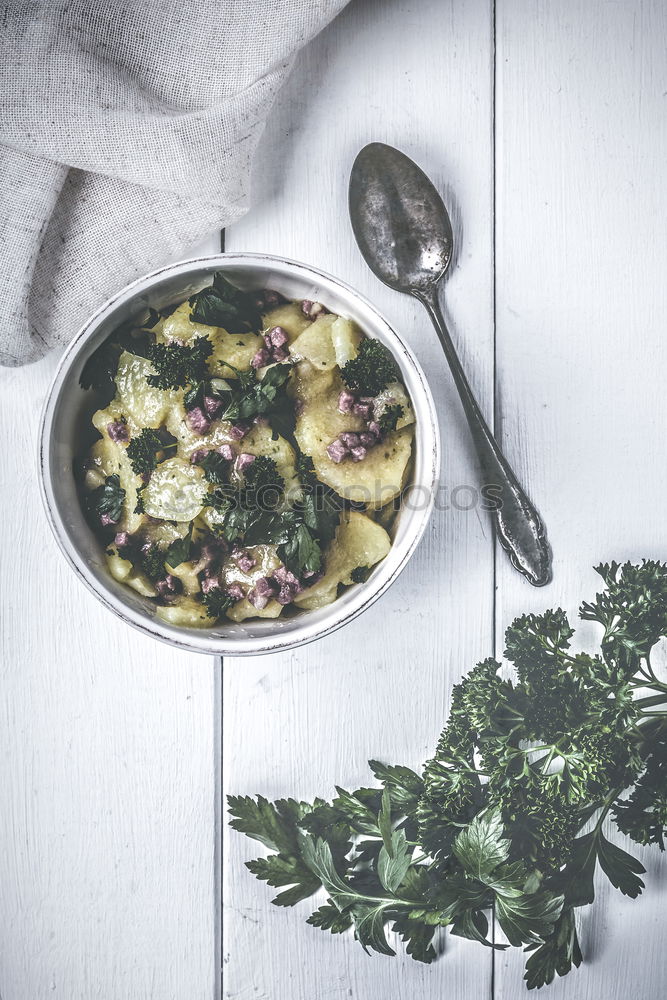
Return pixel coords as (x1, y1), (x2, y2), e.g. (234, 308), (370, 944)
(80, 274), (415, 628)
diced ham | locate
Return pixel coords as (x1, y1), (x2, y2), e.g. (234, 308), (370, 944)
(107, 420), (129, 443)
(155, 574), (180, 598)
(235, 452), (256, 473)
(186, 406), (211, 435)
(326, 440), (348, 463)
(251, 347), (271, 369)
(248, 576), (278, 609)
(271, 565), (303, 605)
(100, 512), (116, 527)
(254, 289), (285, 310)
(217, 443), (235, 461)
(200, 573), (220, 594)
(338, 390), (355, 413)
(234, 550), (257, 573)
(266, 325), (288, 348)
(301, 300), (327, 320)
(114, 531), (130, 549)
(359, 432), (376, 447)
(226, 583), (245, 601)
(340, 431), (360, 448)
(199, 540), (227, 570)
(350, 445), (367, 462)
(190, 448), (210, 464)
(229, 423), (248, 440)
(203, 395), (222, 419)
(368, 421), (381, 438)
(352, 402), (372, 420)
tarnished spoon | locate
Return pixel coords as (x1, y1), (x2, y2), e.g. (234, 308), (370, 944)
(349, 142), (551, 586)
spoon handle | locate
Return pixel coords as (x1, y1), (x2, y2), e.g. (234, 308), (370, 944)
(418, 290), (552, 587)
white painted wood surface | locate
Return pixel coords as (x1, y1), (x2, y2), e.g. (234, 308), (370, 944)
(0, 237), (221, 1000)
(494, 1), (667, 997)
(2, 1), (665, 998)
(222, 1), (495, 998)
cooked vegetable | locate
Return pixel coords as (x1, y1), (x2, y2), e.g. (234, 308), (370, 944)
(341, 337), (399, 396)
(125, 428), (174, 476)
(146, 336), (213, 391)
(189, 272), (263, 333)
(81, 279), (414, 625)
(88, 474), (125, 525)
(231, 560), (667, 989)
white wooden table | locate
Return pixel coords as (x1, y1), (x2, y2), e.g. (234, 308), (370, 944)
(1, 1), (666, 997)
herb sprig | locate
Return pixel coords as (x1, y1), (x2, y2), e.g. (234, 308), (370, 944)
(189, 272), (263, 333)
(230, 560), (667, 990)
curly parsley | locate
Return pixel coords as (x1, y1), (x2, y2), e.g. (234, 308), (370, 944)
(230, 560), (667, 990)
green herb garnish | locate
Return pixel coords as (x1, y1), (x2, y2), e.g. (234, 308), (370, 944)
(165, 524), (193, 568)
(126, 428), (174, 476)
(146, 336), (213, 391)
(221, 362), (295, 440)
(341, 338), (399, 397)
(189, 272), (262, 333)
(201, 587), (235, 619)
(230, 560), (667, 990)
(350, 565), (371, 584)
(139, 544), (167, 581)
(89, 474), (125, 523)
(377, 404), (404, 435)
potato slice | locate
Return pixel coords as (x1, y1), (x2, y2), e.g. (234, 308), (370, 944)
(373, 381), (415, 429)
(105, 548), (133, 582)
(156, 597), (216, 628)
(294, 373), (413, 507)
(221, 544), (282, 592)
(164, 398), (238, 461)
(165, 558), (201, 596)
(226, 598), (283, 622)
(262, 301), (311, 341)
(331, 317), (362, 367)
(236, 422), (301, 500)
(143, 457), (205, 521)
(294, 511), (391, 611)
(92, 400), (141, 440)
(289, 314), (337, 370)
(114, 351), (179, 428)
(87, 436), (145, 533)
(159, 301), (262, 373)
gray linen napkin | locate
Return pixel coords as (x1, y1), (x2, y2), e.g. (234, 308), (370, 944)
(0, 0), (348, 366)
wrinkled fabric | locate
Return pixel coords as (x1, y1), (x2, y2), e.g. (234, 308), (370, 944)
(0, 0), (348, 366)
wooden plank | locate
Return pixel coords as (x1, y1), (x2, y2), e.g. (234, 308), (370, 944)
(494, 0), (667, 996)
(222, 1), (496, 997)
(0, 239), (221, 998)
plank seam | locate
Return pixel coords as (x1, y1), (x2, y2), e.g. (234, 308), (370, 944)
(491, 0), (498, 997)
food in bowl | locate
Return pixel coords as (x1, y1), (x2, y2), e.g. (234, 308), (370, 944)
(78, 272), (416, 628)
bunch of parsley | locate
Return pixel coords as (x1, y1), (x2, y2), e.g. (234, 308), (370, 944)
(230, 560), (667, 990)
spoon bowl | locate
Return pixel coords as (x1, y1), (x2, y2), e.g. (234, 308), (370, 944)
(349, 143), (552, 587)
(349, 142), (453, 293)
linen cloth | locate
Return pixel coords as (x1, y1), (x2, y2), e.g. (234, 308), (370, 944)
(0, 0), (349, 367)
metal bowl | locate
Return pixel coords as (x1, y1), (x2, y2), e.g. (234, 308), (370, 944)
(39, 253), (440, 655)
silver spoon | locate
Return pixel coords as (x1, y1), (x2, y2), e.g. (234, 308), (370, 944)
(349, 142), (551, 587)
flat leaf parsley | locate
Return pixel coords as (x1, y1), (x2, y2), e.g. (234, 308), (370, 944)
(230, 560), (667, 990)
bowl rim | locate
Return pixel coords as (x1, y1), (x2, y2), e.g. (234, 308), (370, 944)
(39, 252), (440, 656)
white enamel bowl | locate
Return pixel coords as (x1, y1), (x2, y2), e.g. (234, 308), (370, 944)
(39, 254), (440, 655)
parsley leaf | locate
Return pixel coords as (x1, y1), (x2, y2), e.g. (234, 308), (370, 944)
(189, 272), (262, 333)
(229, 561), (667, 988)
(89, 474), (125, 523)
(201, 588), (235, 620)
(341, 338), (399, 397)
(146, 336), (213, 391)
(126, 428), (168, 476)
(165, 524), (193, 569)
